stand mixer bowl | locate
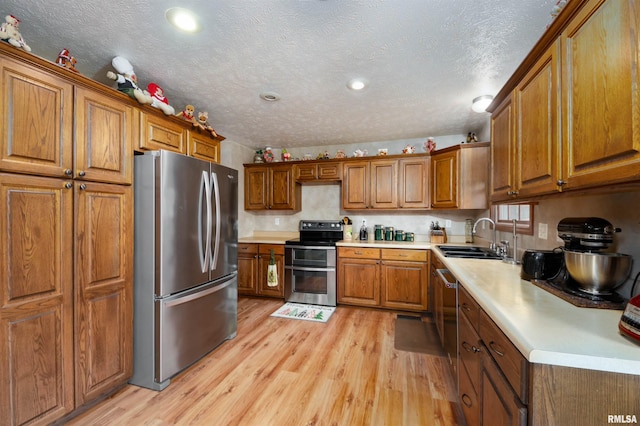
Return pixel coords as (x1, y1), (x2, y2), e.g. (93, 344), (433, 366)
(564, 250), (633, 295)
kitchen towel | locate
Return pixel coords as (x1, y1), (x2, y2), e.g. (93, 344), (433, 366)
(270, 302), (335, 323)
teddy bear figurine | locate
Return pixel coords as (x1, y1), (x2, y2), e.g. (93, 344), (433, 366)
(196, 111), (218, 137)
(55, 49), (79, 73)
(147, 82), (175, 115)
(0, 15), (31, 52)
(106, 56), (153, 106)
(176, 105), (199, 126)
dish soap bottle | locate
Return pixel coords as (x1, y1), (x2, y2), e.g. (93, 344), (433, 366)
(359, 220), (368, 241)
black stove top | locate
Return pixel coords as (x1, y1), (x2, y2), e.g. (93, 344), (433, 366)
(285, 220), (344, 247)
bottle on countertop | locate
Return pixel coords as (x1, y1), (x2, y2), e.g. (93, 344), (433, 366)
(465, 219), (474, 243)
(359, 220), (368, 241)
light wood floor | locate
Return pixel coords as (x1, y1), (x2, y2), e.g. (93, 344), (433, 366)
(67, 297), (464, 426)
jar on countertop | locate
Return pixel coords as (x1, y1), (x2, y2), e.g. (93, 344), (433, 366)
(374, 224), (384, 241)
(385, 227), (395, 241)
(395, 230), (405, 241)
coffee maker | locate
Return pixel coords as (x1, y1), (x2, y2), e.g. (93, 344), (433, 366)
(542, 217), (627, 309)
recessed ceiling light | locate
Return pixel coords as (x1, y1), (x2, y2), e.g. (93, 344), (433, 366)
(347, 78), (367, 91)
(165, 7), (200, 33)
(260, 92), (281, 102)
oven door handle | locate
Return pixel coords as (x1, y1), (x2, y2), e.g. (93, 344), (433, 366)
(285, 265), (335, 272)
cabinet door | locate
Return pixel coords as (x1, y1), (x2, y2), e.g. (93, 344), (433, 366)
(370, 159), (398, 209)
(342, 161), (369, 209)
(399, 157), (430, 209)
(295, 163), (318, 181)
(490, 94), (517, 202)
(481, 347), (527, 426)
(74, 182), (133, 405)
(0, 57), (73, 178)
(139, 112), (187, 154)
(238, 244), (258, 295)
(187, 130), (220, 163)
(269, 164), (299, 211)
(317, 162), (342, 181)
(380, 260), (427, 311)
(337, 258), (380, 306)
(75, 86), (134, 185)
(0, 174), (74, 424)
(244, 166), (269, 210)
(562, 0), (640, 189)
(431, 150), (458, 208)
(257, 245), (284, 298)
(516, 41), (561, 198)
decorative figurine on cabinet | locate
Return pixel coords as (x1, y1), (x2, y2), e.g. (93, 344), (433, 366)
(55, 48), (79, 73)
(196, 111), (218, 137)
(147, 82), (175, 115)
(176, 104), (198, 125)
(106, 56), (153, 106)
(424, 137), (436, 152)
(0, 14), (31, 51)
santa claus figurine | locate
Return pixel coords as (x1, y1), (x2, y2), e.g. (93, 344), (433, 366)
(147, 82), (175, 115)
(0, 15), (31, 51)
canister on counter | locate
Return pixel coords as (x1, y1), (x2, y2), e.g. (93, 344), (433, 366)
(405, 232), (414, 242)
(374, 224), (384, 241)
(385, 226), (395, 241)
(395, 230), (405, 241)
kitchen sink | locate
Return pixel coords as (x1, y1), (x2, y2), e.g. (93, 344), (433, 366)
(438, 245), (503, 259)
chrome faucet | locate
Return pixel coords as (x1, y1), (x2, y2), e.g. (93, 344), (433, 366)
(472, 217), (497, 251)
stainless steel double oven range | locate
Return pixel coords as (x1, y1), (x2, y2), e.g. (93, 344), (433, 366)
(285, 220), (344, 307)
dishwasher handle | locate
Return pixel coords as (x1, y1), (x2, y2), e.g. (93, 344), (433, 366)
(436, 268), (458, 289)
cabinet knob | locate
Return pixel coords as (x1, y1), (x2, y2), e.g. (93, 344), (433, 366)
(64, 182), (72, 189)
(78, 170), (86, 177)
(64, 169), (73, 176)
(461, 394), (473, 408)
(79, 183), (87, 190)
(557, 179), (567, 187)
(507, 190), (519, 196)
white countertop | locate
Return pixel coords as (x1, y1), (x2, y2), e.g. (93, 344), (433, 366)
(435, 249), (640, 375)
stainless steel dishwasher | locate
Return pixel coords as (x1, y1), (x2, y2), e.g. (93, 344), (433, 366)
(435, 266), (458, 385)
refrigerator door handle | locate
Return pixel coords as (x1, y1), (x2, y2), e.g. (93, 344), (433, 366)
(162, 277), (235, 308)
(210, 171), (221, 270)
(199, 170), (212, 274)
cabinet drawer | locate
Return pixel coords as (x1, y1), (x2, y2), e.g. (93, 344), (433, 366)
(317, 162), (342, 180)
(381, 249), (427, 262)
(238, 243), (258, 255)
(338, 247), (380, 259)
(258, 244), (285, 256)
(459, 285), (480, 331)
(480, 310), (529, 403)
(458, 309), (481, 395)
(459, 361), (480, 426)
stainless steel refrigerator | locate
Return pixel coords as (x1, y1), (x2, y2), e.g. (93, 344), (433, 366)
(130, 150), (238, 391)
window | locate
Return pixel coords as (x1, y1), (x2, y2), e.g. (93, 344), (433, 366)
(491, 203), (535, 235)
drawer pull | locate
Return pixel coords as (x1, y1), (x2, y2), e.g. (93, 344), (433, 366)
(461, 394), (473, 407)
(354, 251), (363, 255)
(489, 341), (505, 357)
(398, 254), (409, 257)
(461, 303), (472, 312)
(462, 341), (474, 353)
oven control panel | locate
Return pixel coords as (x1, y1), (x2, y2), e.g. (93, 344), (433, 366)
(299, 221), (344, 231)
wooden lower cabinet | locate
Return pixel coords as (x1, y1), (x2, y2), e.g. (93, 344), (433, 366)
(238, 243), (284, 298)
(480, 347), (527, 426)
(338, 247), (428, 311)
(0, 174), (133, 425)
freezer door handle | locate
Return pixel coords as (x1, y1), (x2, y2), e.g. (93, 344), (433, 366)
(162, 278), (234, 308)
(198, 170), (212, 273)
(210, 171), (221, 270)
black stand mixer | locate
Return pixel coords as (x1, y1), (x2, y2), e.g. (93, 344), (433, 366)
(547, 217), (629, 308)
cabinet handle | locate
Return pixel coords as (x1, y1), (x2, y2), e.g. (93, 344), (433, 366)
(507, 190), (519, 196)
(461, 303), (472, 313)
(461, 394), (473, 407)
(79, 183), (87, 190)
(64, 182), (72, 189)
(462, 341), (474, 353)
(78, 170), (86, 177)
(489, 341), (505, 357)
(64, 169), (73, 176)
(398, 254), (409, 257)
(354, 251), (363, 255)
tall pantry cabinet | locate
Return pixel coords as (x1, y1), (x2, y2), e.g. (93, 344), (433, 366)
(0, 47), (133, 425)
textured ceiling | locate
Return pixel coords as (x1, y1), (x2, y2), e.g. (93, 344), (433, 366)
(1, 0), (557, 149)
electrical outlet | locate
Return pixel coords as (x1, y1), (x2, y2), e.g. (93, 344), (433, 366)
(275, 218), (280, 226)
(538, 223), (548, 240)
(445, 220), (452, 228)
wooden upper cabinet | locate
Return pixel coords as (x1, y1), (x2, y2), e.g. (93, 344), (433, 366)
(342, 161), (370, 209)
(75, 86), (134, 185)
(433, 143), (489, 209)
(138, 111), (187, 154)
(295, 161), (342, 182)
(187, 130), (220, 163)
(516, 40), (561, 198)
(244, 164), (300, 211)
(561, 0), (640, 189)
(0, 56), (74, 178)
(398, 157), (430, 209)
(490, 95), (516, 202)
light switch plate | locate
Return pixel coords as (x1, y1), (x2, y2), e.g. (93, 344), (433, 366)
(538, 223), (548, 240)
